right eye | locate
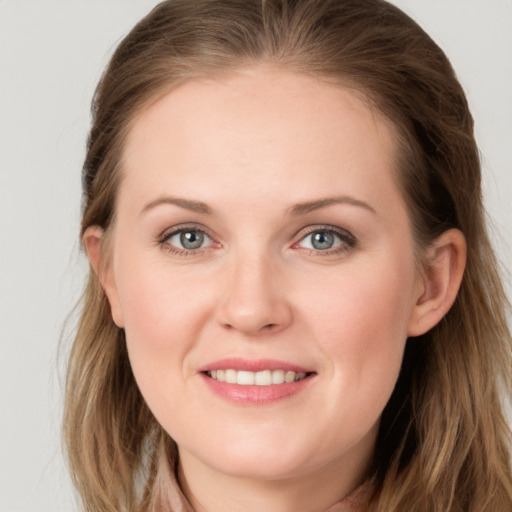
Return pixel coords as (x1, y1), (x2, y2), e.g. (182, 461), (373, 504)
(160, 227), (213, 254)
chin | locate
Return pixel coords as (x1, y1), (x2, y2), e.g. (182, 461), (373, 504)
(210, 454), (311, 481)
(181, 431), (331, 481)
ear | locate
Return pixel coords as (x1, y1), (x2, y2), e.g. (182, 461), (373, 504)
(83, 226), (125, 328)
(407, 228), (467, 337)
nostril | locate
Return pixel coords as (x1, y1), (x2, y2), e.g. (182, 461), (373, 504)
(217, 298), (293, 335)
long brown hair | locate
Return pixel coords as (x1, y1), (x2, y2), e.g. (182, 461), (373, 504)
(64, 1), (512, 510)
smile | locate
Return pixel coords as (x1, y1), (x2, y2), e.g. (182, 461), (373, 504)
(200, 359), (316, 404)
(206, 369), (308, 386)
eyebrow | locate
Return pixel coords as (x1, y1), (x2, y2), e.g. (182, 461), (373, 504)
(140, 194), (375, 217)
(140, 196), (213, 215)
(287, 196), (376, 216)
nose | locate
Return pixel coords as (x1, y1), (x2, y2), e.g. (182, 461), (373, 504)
(216, 250), (293, 336)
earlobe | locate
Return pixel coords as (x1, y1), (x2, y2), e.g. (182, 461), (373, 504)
(407, 229), (467, 337)
(83, 226), (125, 328)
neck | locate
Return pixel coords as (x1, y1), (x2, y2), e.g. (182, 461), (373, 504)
(177, 447), (372, 512)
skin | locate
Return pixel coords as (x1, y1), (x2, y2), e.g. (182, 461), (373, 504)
(85, 66), (466, 512)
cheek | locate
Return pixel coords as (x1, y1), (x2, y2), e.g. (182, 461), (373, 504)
(115, 260), (216, 431)
(302, 254), (416, 386)
(319, 252), (413, 332)
(114, 256), (212, 380)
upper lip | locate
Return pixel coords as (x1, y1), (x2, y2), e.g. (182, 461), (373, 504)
(198, 358), (313, 373)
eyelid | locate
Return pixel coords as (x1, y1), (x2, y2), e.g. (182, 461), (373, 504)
(156, 223), (356, 256)
(157, 224), (221, 257)
(295, 224), (356, 244)
(293, 224), (357, 254)
(158, 223), (214, 244)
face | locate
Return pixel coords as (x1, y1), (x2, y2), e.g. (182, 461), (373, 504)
(99, 67), (426, 484)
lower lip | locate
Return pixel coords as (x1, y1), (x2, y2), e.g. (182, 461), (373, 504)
(200, 373), (314, 405)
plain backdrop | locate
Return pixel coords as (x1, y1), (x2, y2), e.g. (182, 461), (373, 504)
(1, 1), (511, 511)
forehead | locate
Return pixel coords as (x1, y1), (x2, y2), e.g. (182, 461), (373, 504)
(119, 66), (403, 217)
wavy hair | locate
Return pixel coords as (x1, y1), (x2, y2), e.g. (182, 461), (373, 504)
(63, 1), (512, 510)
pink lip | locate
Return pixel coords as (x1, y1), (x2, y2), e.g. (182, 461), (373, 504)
(197, 358), (316, 405)
(198, 358), (311, 373)
(200, 373), (314, 404)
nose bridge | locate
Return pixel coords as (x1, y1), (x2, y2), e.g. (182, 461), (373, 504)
(217, 243), (292, 335)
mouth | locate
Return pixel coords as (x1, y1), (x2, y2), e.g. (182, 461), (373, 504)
(204, 369), (311, 385)
(199, 359), (316, 404)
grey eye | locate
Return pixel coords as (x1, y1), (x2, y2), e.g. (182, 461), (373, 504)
(180, 230), (204, 249)
(310, 231), (335, 250)
(297, 228), (354, 252)
(167, 229), (210, 250)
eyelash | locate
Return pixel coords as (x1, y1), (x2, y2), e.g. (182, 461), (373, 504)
(295, 225), (357, 256)
(158, 224), (214, 257)
(157, 224), (357, 257)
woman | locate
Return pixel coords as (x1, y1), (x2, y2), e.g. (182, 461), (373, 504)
(63, 0), (512, 510)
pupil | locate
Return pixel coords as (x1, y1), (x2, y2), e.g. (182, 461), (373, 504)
(312, 231), (334, 250)
(180, 231), (204, 249)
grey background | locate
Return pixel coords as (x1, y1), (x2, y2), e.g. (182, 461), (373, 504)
(1, 1), (511, 511)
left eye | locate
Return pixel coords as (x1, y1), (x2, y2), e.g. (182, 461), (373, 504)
(166, 229), (212, 250)
(298, 229), (350, 251)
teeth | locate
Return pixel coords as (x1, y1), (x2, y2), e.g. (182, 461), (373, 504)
(207, 369), (308, 385)
(237, 370), (255, 385)
(284, 371), (295, 383)
(254, 370), (271, 385)
(225, 369), (237, 384)
(272, 369), (285, 384)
